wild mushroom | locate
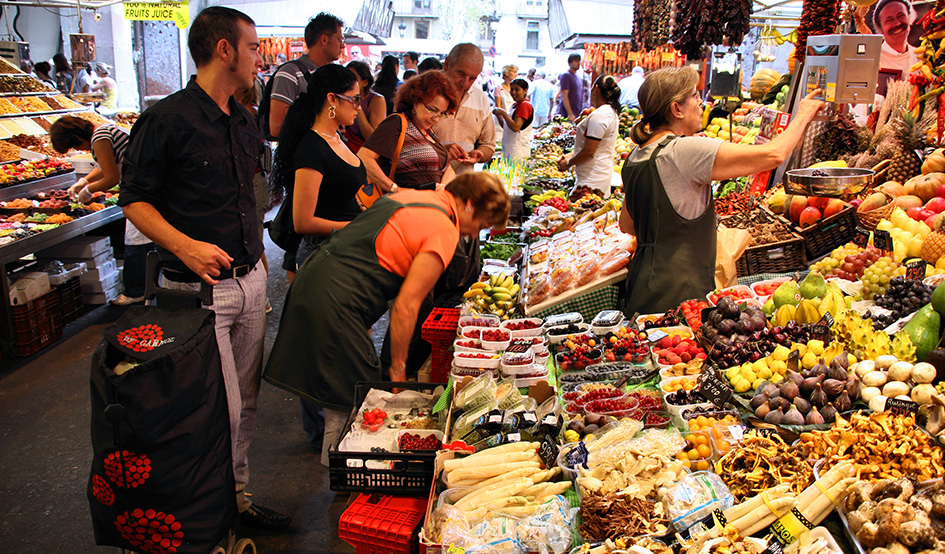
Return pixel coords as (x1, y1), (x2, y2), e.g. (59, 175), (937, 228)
(847, 509), (870, 534)
(885, 542), (909, 554)
(858, 522), (883, 548)
(898, 520), (936, 548)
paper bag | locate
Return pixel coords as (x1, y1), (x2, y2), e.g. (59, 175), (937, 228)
(716, 225), (751, 288)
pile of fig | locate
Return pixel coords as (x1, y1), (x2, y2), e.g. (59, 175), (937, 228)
(700, 296), (813, 368)
(751, 352), (861, 426)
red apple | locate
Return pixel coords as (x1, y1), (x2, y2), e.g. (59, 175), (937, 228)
(788, 195), (809, 223)
(907, 206), (925, 221)
(920, 208), (937, 221)
(798, 206), (822, 228)
(926, 212), (945, 228)
(936, 183), (945, 198)
(849, 198), (862, 208)
(808, 196), (830, 210)
(823, 198), (845, 218)
(927, 197), (945, 213)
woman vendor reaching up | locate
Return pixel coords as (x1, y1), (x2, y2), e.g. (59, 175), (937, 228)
(619, 67), (824, 317)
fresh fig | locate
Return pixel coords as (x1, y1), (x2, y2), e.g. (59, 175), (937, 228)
(783, 404), (805, 426)
(811, 383), (828, 408)
(834, 390), (852, 412)
(830, 352), (850, 371)
(764, 407), (785, 424)
(760, 382), (780, 397)
(785, 370), (804, 388)
(800, 374), (826, 395)
(750, 393), (769, 410)
(846, 374), (861, 400)
(809, 359), (828, 378)
(794, 396), (812, 414)
(805, 406), (825, 425)
(755, 400), (772, 419)
(768, 396), (791, 414)
(820, 404), (838, 423)
(780, 379), (800, 402)
(827, 359), (848, 381)
(823, 378), (845, 397)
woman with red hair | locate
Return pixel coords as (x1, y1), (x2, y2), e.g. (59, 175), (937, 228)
(358, 70), (460, 192)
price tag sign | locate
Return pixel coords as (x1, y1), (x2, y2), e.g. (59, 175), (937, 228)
(852, 226), (871, 248)
(628, 52), (642, 61)
(506, 342), (530, 354)
(810, 324), (832, 343)
(885, 397), (919, 415)
(906, 259), (927, 280)
(698, 367), (733, 408)
(761, 539), (785, 554)
(787, 349), (800, 372)
(873, 229), (894, 252)
(818, 312), (835, 328)
(564, 441), (590, 469)
(537, 434), (558, 469)
(647, 330), (669, 343)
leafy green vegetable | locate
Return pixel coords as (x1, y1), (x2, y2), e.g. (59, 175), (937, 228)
(480, 241), (520, 261)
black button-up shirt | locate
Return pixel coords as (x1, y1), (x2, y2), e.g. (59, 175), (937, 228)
(119, 76), (262, 273)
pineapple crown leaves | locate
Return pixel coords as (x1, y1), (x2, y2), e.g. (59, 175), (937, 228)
(892, 107), (926, 150)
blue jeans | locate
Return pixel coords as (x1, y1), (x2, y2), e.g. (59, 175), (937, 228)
(123, 243), (154, 298)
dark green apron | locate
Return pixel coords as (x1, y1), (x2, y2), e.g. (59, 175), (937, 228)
(263, 196), (454, 411)
(620, 136), (716, 317)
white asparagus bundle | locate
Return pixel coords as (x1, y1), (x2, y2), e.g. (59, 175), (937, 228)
(453, 477), (534, 512)
(521, 480), (573, 501)
(446, 460), (541, 483)
(450, 467), (541, 494)
(443, 450), (537, 473)
(723, 483), (793, 522)
(769, 462), (857, 543)
(464, 495), (531, 521)
(738, 496), (799, 536)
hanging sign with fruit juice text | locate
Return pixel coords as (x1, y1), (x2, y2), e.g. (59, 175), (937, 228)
(697, 367), (733, 408)
(873, 229), (894, 252)
(852, 226), (871, 248)
(124, 0), (189, 28)
(906, 259), (927, 280)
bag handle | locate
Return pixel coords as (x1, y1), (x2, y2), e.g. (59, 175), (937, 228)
(388, 114), (408, 182)
(144, 251), (214, 308)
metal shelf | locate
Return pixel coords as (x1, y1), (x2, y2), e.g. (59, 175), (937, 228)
(0, 108), (87, 119)
(0, 171), (76, 203)
(0, 91), (57, 98)
(0, 205), (122, 265)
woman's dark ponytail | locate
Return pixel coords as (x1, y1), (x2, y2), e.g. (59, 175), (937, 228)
(595, 75), (622, 113)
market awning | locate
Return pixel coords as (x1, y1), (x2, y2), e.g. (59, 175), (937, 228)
(377, 37), (455, 56)
(548, 0), (635, 50)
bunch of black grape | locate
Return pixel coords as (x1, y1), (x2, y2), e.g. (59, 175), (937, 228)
(871, 277), (934, 329)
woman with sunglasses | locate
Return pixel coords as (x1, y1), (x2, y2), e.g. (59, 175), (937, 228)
(271, 63), (366, 269)
(358, 70), (460, 193)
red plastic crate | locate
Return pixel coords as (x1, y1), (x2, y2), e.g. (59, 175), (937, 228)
(12, 289), (62, 356)
(339, 493), (427, 554)
(421, 308), (459, 382)
(55, 276), (83, 325)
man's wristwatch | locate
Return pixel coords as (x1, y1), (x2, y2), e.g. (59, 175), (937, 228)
(389, 183), (399, 193)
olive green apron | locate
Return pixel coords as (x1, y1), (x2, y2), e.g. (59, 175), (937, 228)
(263, 196), (453, 411)
(620, 136), (716, 317)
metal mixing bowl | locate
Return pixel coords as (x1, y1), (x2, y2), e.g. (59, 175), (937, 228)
(784, 167), (874, 197)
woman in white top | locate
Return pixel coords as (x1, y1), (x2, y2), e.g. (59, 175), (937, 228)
(493, 78), (534, 162)
(557, 75), (621, 197)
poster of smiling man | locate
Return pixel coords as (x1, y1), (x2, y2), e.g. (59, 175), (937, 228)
(855, 0), (933, 96)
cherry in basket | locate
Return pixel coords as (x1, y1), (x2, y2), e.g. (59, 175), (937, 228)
(399, 433), (441, 451)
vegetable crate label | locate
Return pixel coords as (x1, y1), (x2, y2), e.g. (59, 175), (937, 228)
(697, 367), (733, 408)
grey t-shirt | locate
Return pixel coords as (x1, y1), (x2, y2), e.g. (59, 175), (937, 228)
(625, 135), (720, 220)
(270, 56), (319, 106)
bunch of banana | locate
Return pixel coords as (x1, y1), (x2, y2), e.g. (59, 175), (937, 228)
(527, 190), (568, 206)
(463, 273), (521, 319)
(576, 198), (623, 227)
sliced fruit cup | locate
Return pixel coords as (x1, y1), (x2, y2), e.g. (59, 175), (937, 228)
(709, 422), (749, 456)
(660, 376), (700, 394)
(706, 284), (757, 307)
(394, 429), (444, 452)
(675, 430), (716, 472)
(453, 351), (501, 368)
(584, 396), (641, 419)
(480, 328), (511, 351)
(453, 338), (485, 354)
(545, 322), (591, 345)
(500, 317), (545, 338)
(751, 277), (791, 303)
(459, 313), (501, 328)
(555, 348), (603, 371)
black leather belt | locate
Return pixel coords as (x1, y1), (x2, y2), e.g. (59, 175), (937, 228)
(163, 264), (251, 283)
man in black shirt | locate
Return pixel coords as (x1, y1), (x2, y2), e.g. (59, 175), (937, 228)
(119, 6), (289, 531)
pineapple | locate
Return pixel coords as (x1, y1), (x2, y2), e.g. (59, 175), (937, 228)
(921, 216), (945, 264)
(887, 109), (924, 183)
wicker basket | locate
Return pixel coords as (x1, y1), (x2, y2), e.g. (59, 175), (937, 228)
(855, 190), (896, 230)
(741, 234), (808, 275)
(771, 204), (858, 259)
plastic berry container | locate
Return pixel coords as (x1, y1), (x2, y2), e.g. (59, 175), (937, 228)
(453, 351), (501, 369)
(500, 317), (545, 338)
(584, 395), (640, 419)
(502, 362), (547, 378)
(459, 326), (483, 340)
(555, 348), (603, 372)
(479, 328), (511, 351)
(458, 314), (501, 328)
(453, 338), (484, 353)
(394, 429), (444, 452)
(500, 348), (535, 371)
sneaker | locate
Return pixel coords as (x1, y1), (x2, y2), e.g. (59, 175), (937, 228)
(110, 294), (145, 306)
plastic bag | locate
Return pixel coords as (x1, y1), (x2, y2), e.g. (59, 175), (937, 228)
(515, 495), (575, 554)
(527, 273), (551, 306)
(659, 471), (735, 531)
(455, 372), (498, 412)
(468, 516), (524, 554)
(599, 251), (631, 275)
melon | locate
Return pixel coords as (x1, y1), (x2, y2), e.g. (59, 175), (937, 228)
(750, 69), (781, 101)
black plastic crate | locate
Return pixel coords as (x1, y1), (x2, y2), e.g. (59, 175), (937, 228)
(56, 276), (83, 324)
(328, 381), (447, 496)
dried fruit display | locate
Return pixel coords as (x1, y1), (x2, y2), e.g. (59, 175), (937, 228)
(0, 98), (19, 115)
(0, 57), (23, 74)
(54, 95), (83, 110)
(32, 117), (52, 131)
(41, 96), (65, 110)
(720, 209), (797, 246)
(6, 134), (58, 158)
(793, 0), (841, 63)
(671, 0), (752, 59)
(0, 140), (22, 162)
(0, 75), (50, 93)
(75, 111), (110, 126)
(632, 0), (673, 51)
(114, 112), (139, 129)
(9, 96), (52, 113)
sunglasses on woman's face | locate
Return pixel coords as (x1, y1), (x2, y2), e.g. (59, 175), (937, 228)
(335, 93), (361, 106)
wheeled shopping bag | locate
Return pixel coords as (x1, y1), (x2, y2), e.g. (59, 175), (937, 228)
(87, 253), (243, 554)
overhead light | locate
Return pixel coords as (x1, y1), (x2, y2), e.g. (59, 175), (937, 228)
(398, 22), (407, 38)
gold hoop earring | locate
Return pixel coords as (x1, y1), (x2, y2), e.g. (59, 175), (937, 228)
(329, 105), (336, 119)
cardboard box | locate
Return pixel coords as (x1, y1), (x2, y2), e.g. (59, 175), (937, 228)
(80, 258), (117, 281)
(80, 269), (120, 294)
(38, 247), (115, 269)
(82, 282), (121, 305)
(38, 236), (111, 259)
(9, 272), (51, 306)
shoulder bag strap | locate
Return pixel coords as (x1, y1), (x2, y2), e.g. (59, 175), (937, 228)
(388, 114), (408, 182)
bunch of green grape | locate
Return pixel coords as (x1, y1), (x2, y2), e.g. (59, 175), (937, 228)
(810, 243), (864, 277)
(860, 256), (905, 300)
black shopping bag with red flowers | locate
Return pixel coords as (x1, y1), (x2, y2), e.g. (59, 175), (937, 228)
(88, 305), (236, 554)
